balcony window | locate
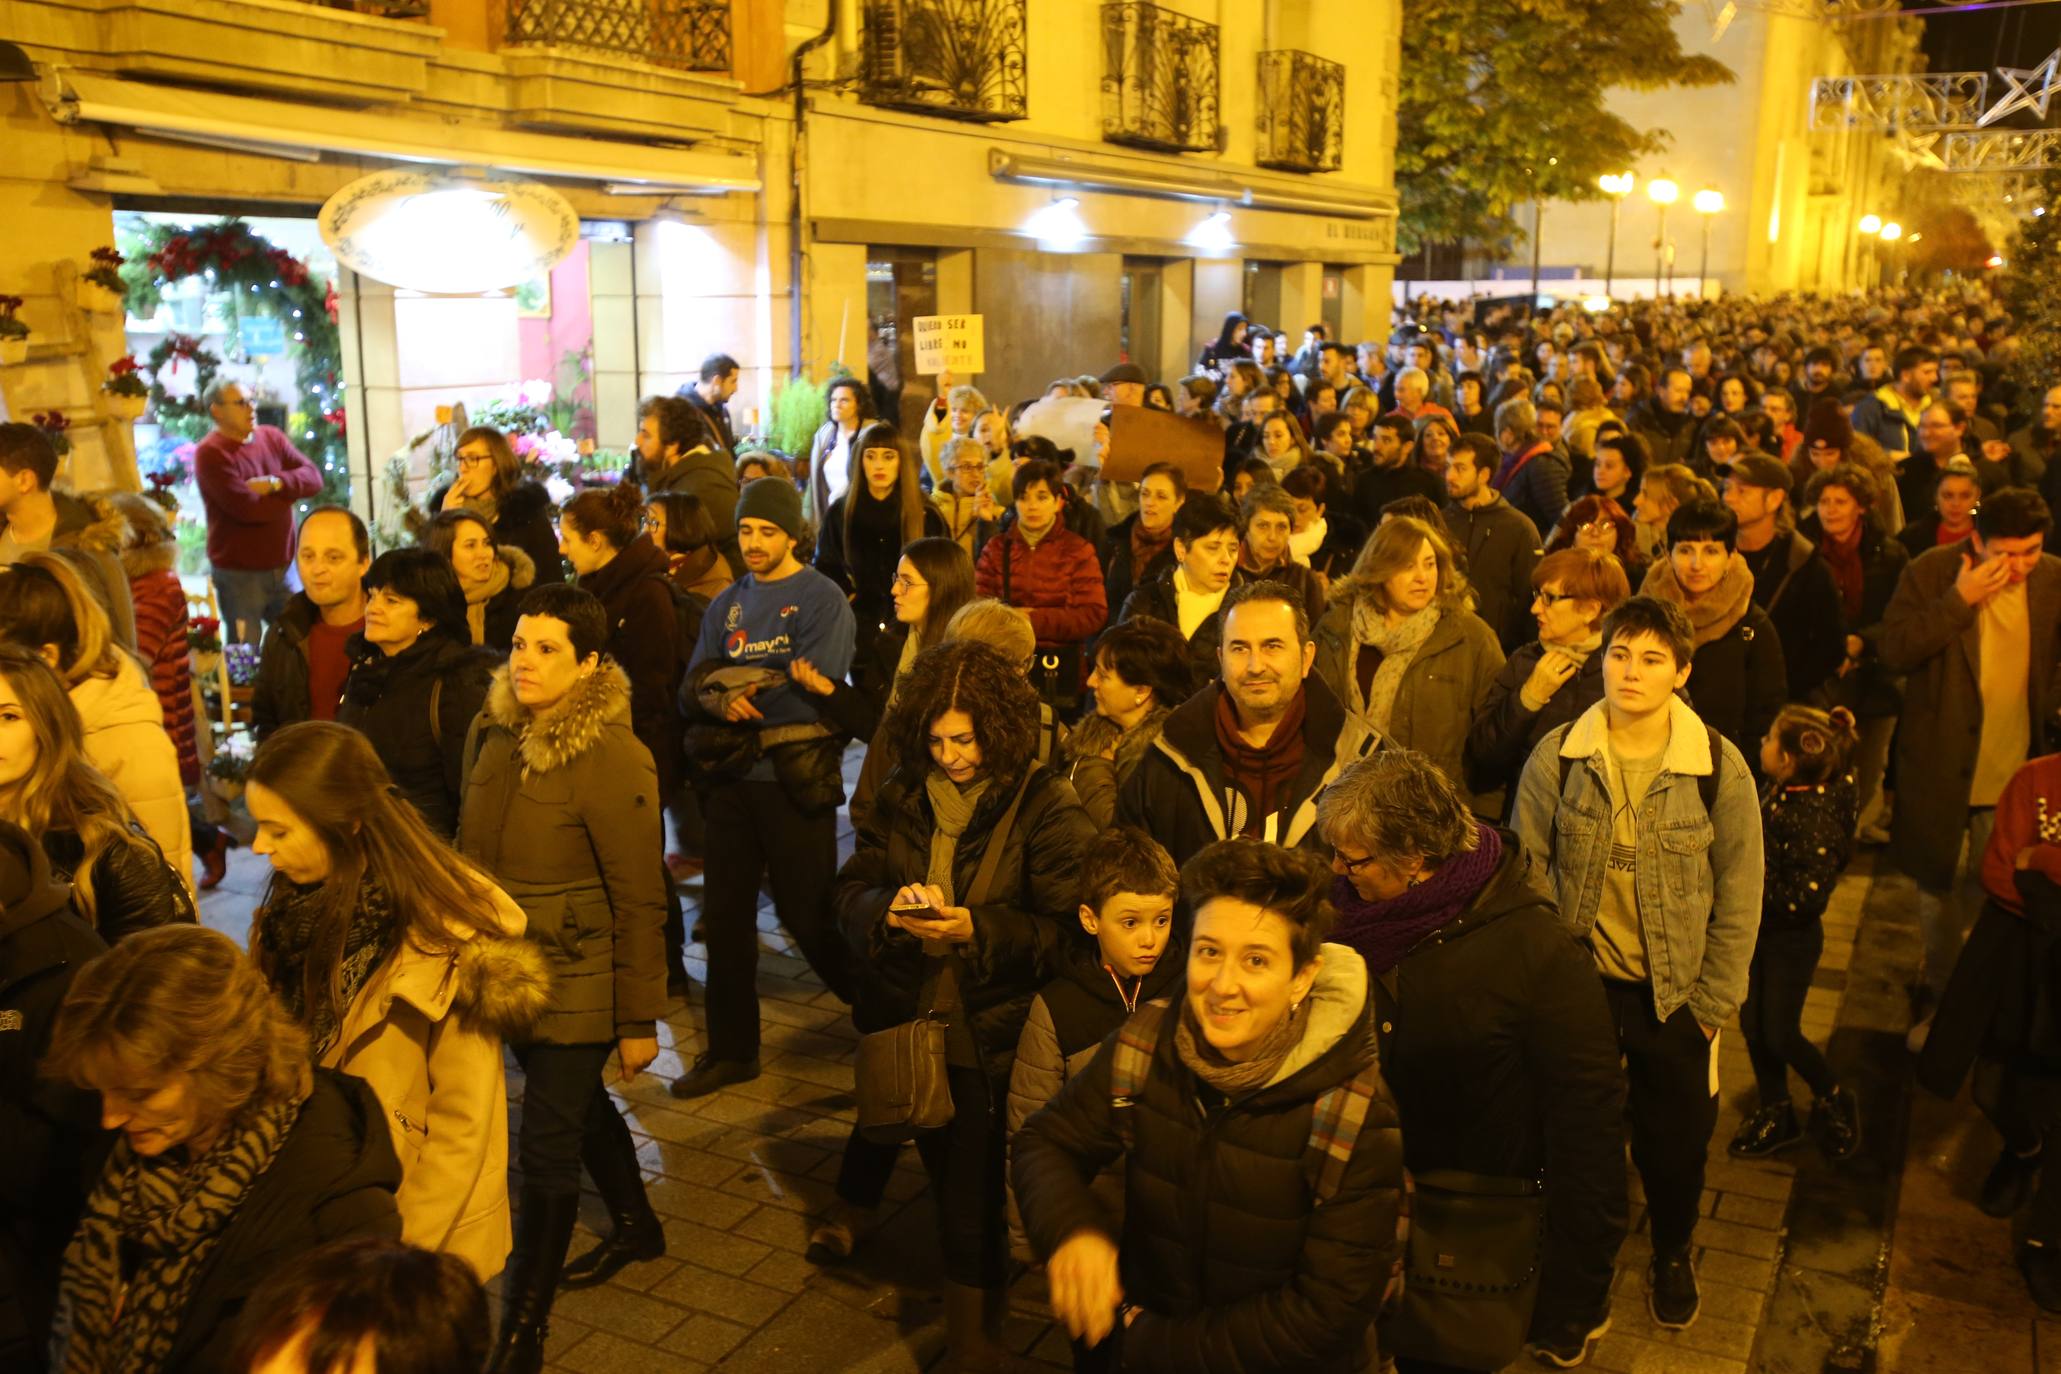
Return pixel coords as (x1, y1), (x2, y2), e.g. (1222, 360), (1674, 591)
(1256, 50), (1343, 174)
(861, 0), (1030, 123)
(1101, 2), (1219, 154)
(505, 0), (733, 74)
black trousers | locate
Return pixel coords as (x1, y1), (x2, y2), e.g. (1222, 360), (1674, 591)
(1974, 1059), (2061, 1243)
(910, 1066), (1009, 1289)
(701, 779), (850, 1062)
(834, 1124), (902, 1209)
(512, 1040), (639, 1199)
(1739, 924), (1835, 1105)
(1602, 980), (1718, 1257)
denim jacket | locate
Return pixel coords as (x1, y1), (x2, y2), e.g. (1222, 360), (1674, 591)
(1513, 696), (1764, 1028)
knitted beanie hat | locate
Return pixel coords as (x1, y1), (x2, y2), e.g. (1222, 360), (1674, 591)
(735, 476), (804, 540)
(1803, 398), (1853, 453)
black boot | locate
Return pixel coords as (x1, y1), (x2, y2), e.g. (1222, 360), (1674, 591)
(486, 1187), (579, 1374)
(561, 1127), (666, 1290)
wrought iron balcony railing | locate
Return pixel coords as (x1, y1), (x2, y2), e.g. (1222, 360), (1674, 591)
(1256, 49), (1343, 173)
(505, 0), (733, 74)
(1101, 2), (1219, 154)
(861, 0), (1029, 124)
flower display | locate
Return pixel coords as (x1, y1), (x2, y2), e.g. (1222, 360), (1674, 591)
(83, 246), (126, 294)
(0, 295), (26, 341)
(103, 355), (148, 398)
(32, 411), (71, 457)
(187, 616), (223, 654)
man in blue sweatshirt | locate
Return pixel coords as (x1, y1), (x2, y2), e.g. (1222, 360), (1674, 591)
(674, 478), (857, 1098)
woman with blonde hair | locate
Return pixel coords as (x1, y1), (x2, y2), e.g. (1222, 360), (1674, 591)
(246, 722), (551, 1280)
(1312, 516), (1505, 802)
(44, 924), (402, 1374)
(0, 644), (192, 941)
(1630, 462), (1714, 563)
(0, 555), (191, 894)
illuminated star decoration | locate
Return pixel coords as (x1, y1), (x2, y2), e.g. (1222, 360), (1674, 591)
(1979, 49), (2060, 128)
(1891, 128), (1947, 172)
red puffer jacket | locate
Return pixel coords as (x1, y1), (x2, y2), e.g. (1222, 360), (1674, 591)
(974, 524), (1108, 647)
(129, 567), (199, 786)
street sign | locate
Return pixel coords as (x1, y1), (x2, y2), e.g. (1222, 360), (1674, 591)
(912, 314), (984, 375)
(240, 316), (286, 355)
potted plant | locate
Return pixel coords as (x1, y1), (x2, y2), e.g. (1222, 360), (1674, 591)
(206, 727), (255, 802)
(188, 614), (223, 677)
(0, 296), (27, 365)
(32, 411), (71, 458)
(79, 247), (127, 314)
(103, 355), (148, 421)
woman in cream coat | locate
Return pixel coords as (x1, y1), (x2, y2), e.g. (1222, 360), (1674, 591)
(244, 721), (552, 1279)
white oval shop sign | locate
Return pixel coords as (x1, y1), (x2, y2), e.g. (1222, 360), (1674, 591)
(319, 170), (578, 295)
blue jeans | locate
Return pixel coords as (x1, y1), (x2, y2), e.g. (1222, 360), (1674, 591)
(210, 564), (289, 644)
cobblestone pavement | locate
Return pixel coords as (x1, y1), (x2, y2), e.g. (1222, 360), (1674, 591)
(194, 831), (2017, 1373)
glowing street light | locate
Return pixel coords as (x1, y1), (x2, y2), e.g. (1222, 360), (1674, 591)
(1879, 221), (1902, 241)
(1648, 178), (1679, 297)
(1858, 213), (1883, 235)
(1692, 189), (1725, 299)
(1597, 171), (1634, 297)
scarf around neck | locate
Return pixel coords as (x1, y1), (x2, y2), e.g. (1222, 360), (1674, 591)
(923, 770), (993, 907)
(1213, 686), (1308, 837)
(259, 876), (398, 1059)
(464, 554), (512, 644)
(1131, 517), (1173, 574)
(1642, 552), (1754, 647)
(1331, 823), (1503, 975)
(1175, 994), (1309, 1098)
(1349, 598), (1442, 731)
(51, 1094), (303, 1374)
(1817, 521), (1866, 621)
(1287, 517), (1327, 565)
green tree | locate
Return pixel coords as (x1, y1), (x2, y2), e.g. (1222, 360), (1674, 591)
(1396, 0), (1732, 255)
(2001, 172), (2061, 399)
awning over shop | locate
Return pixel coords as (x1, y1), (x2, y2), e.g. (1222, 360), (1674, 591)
(49, 70), (761, 194)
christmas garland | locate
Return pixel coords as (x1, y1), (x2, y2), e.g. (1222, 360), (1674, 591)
(146, 333), (222, 436)
(119, 219), (348, 508)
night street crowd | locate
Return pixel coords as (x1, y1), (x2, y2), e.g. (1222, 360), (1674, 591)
(5, 282), (2061, 1374)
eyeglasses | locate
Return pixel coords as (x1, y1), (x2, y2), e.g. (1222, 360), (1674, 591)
(1533, 589), (1580, 606)
(1576, 520), (1617, 537)
(1334, 849), (1384, 875)
(458, 453), (495, 467)
(890, 575), (924, 593)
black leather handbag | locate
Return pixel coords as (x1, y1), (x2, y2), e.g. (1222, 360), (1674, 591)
(1379, 1169), (1547, 1370)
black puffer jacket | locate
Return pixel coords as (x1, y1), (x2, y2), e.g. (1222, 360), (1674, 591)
(1118, 567), (1224, 687)
(578, 535), (684, 798)
(1012, 946), (1404, 1373)
(1465, 642), (1606, 814)
(1800, 514), (1909, 721)
(41, 825), (195, 943)
(426, 480), (564, 587)
(252, 593), (319, 741)
(0, 822), (106, 1372)
(1100, 512), (1177, 623)
(336, 633), (496, 837)
(152, 1071), (402, 1374)
(1355, 840), (1628, 1347)
(834, 762), (1093, 1084)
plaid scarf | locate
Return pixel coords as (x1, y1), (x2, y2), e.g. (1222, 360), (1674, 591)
(51, 1096), (302, 1374)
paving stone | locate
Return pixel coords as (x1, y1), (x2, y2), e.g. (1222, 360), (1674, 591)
(648, 1262), (793, 1326)
(644, 1176), (758, 1229)
(657, 1215), (773, 1276)
(1692, 1216), (1783, 1259)
(547, 1282), (688, 1344)
(553, 1329), (709, 1374)
(1714, 1191), (1788, 1230)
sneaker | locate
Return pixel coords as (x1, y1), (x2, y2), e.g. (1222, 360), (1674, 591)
(1980, 1144), (2043, 1218)
(1905, 1014), (1934, 1054)
(669, 1053), (761, 1100)
(1810, 1086), (1863, 1161)
(1527, 1309), (1611, 1367)
(1855, 822), (1890, 846)
(2023, 1242), (2061, 1313)
(804, 1201), (875, 1266)
(1728, 1102), (1804, 1159)
(1648, 1249), (1700, 1330)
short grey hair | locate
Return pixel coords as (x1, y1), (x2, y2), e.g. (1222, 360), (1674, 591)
(1240, 482), (1295, 528)
(1395, 366), (1429, 392)
(939, 436), (988, 470)
(1494, 396), (1538, 444)
(1317, 749), (1480, 867)
(203, 378), (244, 409)
(947, 384), (988, 411)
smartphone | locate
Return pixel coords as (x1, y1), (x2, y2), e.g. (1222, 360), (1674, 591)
(889, 901), (934, 918)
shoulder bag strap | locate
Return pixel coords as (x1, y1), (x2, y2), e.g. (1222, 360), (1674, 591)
(429, 676), (445, 751)
(963, 770), (1035, 907)
(1306, 1062), (1385, 1205)
(1109, 1000), (1171, 1152)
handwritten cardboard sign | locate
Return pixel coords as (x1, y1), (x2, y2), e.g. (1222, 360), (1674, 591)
(911, 314), (984, 375)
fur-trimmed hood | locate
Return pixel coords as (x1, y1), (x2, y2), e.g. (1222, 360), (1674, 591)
(495, 542), (536, 591)
(482, 658), (633, 775)
(50, 489), (127, 558)
(102, 491), (179, 578)
(445, 927), (553, 1037)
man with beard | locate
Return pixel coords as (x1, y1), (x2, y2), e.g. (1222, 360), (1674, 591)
(1118, 579), (1379, 866)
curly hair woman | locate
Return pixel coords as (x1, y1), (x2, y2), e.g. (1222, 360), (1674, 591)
(832, 640), (1093, 1368)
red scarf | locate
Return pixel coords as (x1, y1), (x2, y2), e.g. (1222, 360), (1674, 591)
(1131, 518), (1173, 575)
(1212, 685), (1308, 837)
(1817, 522), (1865, 622)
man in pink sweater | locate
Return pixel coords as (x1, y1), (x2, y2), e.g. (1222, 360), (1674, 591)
(193, 380), (324, 642)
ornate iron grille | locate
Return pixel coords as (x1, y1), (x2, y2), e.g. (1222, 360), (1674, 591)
(1101, 2), (1219, 154)
(861, 0), (1029, 123)
(1255, 49), (1342, 173)
(505, 0), (733, 73)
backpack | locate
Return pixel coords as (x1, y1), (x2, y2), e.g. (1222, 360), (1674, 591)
(1108, 1000), (1384, 1206)
(1555, 721), (1723, 817)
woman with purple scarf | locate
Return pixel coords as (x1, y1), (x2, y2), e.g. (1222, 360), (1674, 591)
(1318, 750), (1628, 1373)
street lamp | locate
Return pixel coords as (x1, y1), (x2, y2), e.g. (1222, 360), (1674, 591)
(1858, 213), (1882, 235)
(1880, 221), (1904, 286)
(1648, 177), (1679, 298)
(1598, 171), (1634, 297)
(1693, 189), (1724, 299)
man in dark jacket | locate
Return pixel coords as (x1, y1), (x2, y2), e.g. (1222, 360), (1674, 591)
(1444, 433), (1542, 652)
(640, 394), (742, 576)
(1722, 455), (1847, 700)
(1351, 415), (1442, 527)
(253, 506), (370, 740)
(1120, 493), (1241, 685)
(1883, 487), (2061, 1031)
(1628, 367), (1697, 469)
(1491, 395), (1571, 535)
(1118, 581), (1380, 866)
(676, 352), (740, 460)
(0, 821), (104, 1373)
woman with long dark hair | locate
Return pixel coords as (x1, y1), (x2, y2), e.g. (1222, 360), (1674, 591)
(817, 420), (945, 678)
(1198, 310), (1251, 374)
(0, 644), (192, 941)
(423, 508), (535, 654)
(429, 426), (564, 585)
(246, 722), (550, 1279)
(335, 549), (494, 838)
(834, 641), (1093, 1368)
(808, 375), (874, 521)
(1544, 494), (1646, 588)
